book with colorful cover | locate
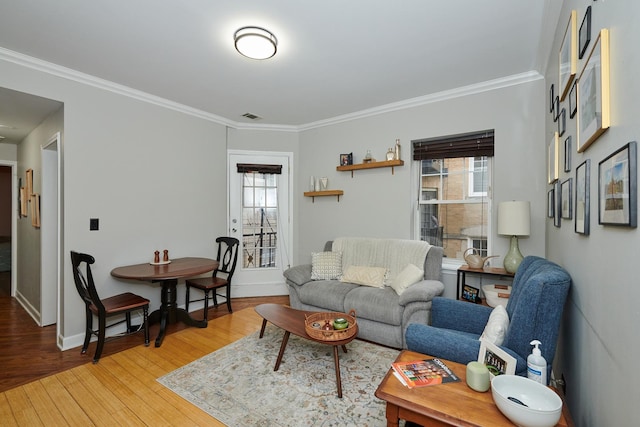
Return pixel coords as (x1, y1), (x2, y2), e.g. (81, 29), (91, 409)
(391, 358), (460, 388)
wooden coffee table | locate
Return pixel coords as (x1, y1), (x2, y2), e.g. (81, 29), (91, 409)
(375, 350), (573, 427)
(254, 304), (358, 398)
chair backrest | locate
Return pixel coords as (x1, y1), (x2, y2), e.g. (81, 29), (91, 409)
(503, 256), (571, 369)
(214, 237), (240, 282)
(70, 251), (105, 314)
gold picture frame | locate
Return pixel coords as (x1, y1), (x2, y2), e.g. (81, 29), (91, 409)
(31, 194), (40, 228)
(548, 132), (559, 184)
(26, 168), (33, 197)
(559, 10), (577, 101)
(577, 29), (610, 153)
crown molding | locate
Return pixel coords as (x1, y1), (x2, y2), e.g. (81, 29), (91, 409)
(1, 47), (542, 133)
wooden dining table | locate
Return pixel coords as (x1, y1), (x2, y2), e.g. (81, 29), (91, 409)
(110, 257), (218, 347)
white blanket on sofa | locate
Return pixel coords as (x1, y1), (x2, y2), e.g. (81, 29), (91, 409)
(332, 237), (431, 282)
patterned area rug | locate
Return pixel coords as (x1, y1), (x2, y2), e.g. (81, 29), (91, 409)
(158, 324), (401, 426)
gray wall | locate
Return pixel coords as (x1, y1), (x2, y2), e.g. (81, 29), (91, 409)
(545, 1), (639, 426)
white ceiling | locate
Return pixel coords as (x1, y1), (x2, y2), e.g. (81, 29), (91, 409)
(0, 0), (561, 142)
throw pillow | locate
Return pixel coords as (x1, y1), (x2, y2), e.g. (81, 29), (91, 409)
(391, 264), (424, 295)
(340, 265), (387, 288)
(480, 305), (510, 346)
(311, 251), (343, 280)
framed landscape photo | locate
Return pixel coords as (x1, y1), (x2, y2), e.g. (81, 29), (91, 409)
(478, 339), (516, 379)
(575, 159), (591, 235)
(561, 178), (573, 219)
(564, 136), (572, 172)
(577, 29), (610, 152)
(598, 141), (637, 227)
(579, 6), (592, 59)
(559, 10), (577, 101)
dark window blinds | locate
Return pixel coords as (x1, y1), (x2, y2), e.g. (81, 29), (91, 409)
(236, 163), (282, 174)
(412, 129), (495, 160)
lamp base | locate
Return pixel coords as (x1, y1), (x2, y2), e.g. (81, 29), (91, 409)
(503, 235), (524, 274)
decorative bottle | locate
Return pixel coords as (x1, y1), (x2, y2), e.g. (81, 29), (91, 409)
(386, 148), (395, 161)
(394, 139), (401, 160)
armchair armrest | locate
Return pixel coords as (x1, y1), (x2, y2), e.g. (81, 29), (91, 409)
(431, 297), (492, 335)
(398, 280), (444, 306)
(283, 264), (312, 286)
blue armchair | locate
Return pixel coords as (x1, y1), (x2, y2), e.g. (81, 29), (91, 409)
(405, 256), (571, 382)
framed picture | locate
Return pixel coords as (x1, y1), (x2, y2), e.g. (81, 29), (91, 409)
(561, 178), (573, 219)
(554, 181), (562, 227)
(26, 168), (33, 197)
(548, 188), (555, 218)
(559, 10), (577, 101)
(339, 152), (353, 166)
(598, 141), (637, 227)
(547, 132), (559, 184)
(564, 136), (572, 172)
(575, 159), (591, 235)
(31, 194), (40, 228)
(553, 96), (560, 122)
(549, 83), (555, 114)
(579, 6), (592, 59)
(558, 108), (566, 137)
(577, 29), (610, 152)
(478, 339), (516, 378)
(20, 187), (27, 217)
(461, 285), (480, 303)
(569, 81), (577, 119)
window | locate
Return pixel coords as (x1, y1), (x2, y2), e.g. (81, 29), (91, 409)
(413, 130), (494, 263)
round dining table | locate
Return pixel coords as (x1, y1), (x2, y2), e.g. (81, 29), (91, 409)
(111, 257), (219, 347)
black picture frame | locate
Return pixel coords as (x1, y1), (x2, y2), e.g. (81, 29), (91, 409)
(575, 159), (591, 235)
(564, 136), (572, 172)
(558, 108), (566, 137)
(569, 81), (577, 119)
(579, 6), (592, 59)
(554, 181), (562, 227)
(554, 96), (560, 122)
(339, 152), (353, 166)
(550, 83), (555, 114)
(548, 188), (555, 218)
(561, 178), (573, 219)
(598, 141), (637, 227)
(461, 285), (480, 303)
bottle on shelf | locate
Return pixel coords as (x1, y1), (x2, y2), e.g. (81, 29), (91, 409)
(394, 139), (401, 160)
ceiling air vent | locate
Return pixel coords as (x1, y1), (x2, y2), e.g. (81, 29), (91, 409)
(242, 112), (262, 120)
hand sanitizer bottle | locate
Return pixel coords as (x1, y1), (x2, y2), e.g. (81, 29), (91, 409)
(527, 340), (547, 385)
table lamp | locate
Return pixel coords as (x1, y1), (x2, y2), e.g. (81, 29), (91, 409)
(498, 201), (530, 274)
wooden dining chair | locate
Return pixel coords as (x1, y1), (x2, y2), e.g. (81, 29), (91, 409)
(185, 237), (240, 319)
(71, 251), (150, 363)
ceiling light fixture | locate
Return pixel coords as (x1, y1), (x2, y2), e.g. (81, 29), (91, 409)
(234, 26), (277, 60)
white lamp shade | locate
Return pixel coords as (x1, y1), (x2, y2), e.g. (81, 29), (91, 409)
(498, 201), (530, 236)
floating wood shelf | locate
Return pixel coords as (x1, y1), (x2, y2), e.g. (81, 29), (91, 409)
(303, 190), (344, 202)
(336, 159), (404, 177)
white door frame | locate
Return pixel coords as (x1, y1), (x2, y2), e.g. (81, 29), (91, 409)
(0, 159), (18, 296)
(41, 132), (62, 334)
(227, 149), (294, 297)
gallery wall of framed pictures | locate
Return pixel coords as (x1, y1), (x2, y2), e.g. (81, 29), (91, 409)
(547, 6), (636, 235)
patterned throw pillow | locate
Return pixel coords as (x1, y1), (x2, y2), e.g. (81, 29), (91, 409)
(340, 265), (388, 288)
(311, 251), (343, 280)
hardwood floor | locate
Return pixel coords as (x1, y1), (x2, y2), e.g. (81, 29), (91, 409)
(0, 279), (288, 395)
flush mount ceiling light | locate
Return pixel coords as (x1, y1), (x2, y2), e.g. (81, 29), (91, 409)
(234, 26), (277, 60)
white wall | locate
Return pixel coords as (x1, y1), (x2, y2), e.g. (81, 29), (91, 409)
(296, 80), (547, 268)
(545, 1), (639, 426)
(0, 58), (229, 348)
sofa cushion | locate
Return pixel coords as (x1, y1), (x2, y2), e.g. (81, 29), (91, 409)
(310, 251), (343, 280)
(343, 286), (403, 325)
(297, 280), (359, 312)
(480, 305), (510, 346)
(391, 264), (424, 295)
(340, 265), (387, 288)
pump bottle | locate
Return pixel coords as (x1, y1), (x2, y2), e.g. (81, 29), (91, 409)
(527, 340), (547, 384)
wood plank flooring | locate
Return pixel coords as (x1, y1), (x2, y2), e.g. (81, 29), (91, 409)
(0, 297), (288, 426)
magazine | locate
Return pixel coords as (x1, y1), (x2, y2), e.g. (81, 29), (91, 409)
(391, 358), (460, 388)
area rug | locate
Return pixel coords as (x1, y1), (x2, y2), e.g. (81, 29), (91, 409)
(158, 324), (401, 426)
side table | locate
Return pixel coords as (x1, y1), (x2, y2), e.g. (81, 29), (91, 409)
(456, 265), (514, 301)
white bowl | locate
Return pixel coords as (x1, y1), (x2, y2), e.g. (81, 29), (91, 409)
(482, 284), (511, 307)
(491, 375), (562, 427)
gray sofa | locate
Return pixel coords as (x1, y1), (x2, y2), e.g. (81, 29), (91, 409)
(283, 238), (445, 349)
